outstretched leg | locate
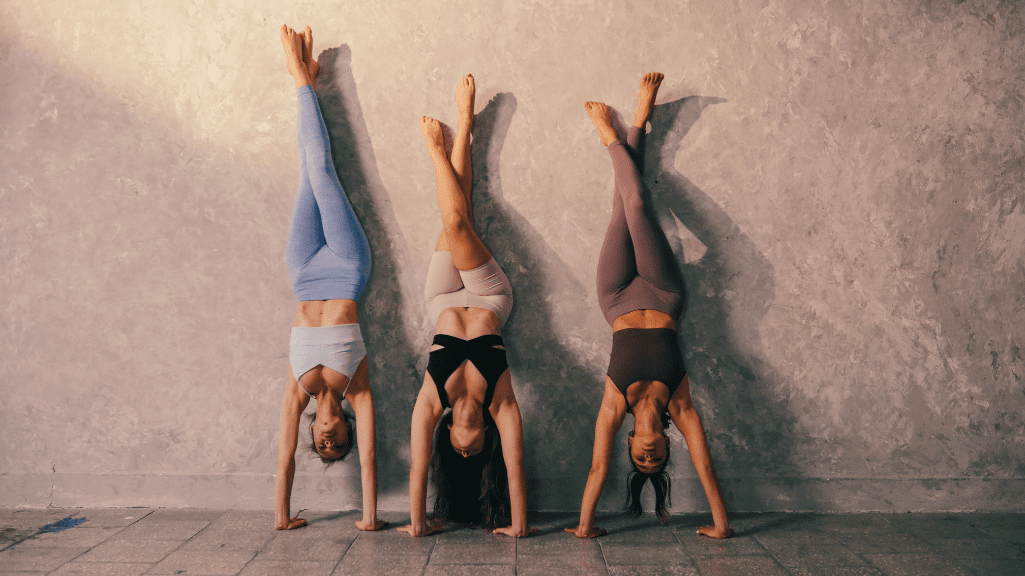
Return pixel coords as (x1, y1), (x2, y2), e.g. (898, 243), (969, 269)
(435, 75), (476, 252)
(623, 72), (663, 175)
(284, 25), (371, 298)
(587, 93), (682, 297)
(421, 116), (491, 271)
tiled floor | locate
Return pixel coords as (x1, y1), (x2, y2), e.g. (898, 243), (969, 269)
(1, 509), (1023, 575)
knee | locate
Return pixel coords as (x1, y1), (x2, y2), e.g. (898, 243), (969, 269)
(620, 188), (649, 215)
(443, 218), (475, 244)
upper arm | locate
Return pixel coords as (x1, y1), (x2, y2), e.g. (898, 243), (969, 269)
(490, 373), (524, 459)
(590, 379), (627, 471)
(666, 375), (695, 432)
(410, 376), (444, 470)
(346, 358), (376, 458)
(278, 370), (311, 463)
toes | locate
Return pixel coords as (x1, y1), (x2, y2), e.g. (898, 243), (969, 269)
(303, 26), (313, 55)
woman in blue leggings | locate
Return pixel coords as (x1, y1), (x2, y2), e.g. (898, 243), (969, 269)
(274, 24), (384, 532)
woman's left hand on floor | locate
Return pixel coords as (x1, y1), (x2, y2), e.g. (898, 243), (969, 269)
(355, 518), (389, 531)
(493, 525), (540, 538)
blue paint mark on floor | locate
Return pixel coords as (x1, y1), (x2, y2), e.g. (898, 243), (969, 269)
(39, 517), (87, 533)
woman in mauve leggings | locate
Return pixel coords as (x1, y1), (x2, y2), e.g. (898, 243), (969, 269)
(567, 73), (731, 539)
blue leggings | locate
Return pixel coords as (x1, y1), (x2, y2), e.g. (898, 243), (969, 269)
(287, 86), (371, 302)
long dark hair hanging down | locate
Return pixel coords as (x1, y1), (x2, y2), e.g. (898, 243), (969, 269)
(429, 410), (510, 530)
(625, 410), (672, 521)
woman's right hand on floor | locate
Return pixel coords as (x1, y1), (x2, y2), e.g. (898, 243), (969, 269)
(564, 525), (607, 538)
(396, 522), (444, 537)
(275, 517), (307, 530)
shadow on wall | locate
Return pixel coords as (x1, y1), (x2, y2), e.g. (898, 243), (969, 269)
(462, 93), (609, 510)
(312, 45), (423, 491)
(647, 96), (801, 509)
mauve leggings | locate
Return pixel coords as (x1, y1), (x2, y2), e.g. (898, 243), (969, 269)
(596, 126), (685, 326)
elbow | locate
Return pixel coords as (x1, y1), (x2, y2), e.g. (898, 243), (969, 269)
(588, 463), (609, 480)
(697, 461), (715, 479)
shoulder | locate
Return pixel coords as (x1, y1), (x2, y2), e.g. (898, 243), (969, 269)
(283, 375), (312, 414)
(598, 378), (628, 423)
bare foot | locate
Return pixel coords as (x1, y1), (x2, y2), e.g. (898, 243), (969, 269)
(697, 525), (733, 539)
(280, 24), (312, 88)
(420, 116), (446, 151)
(634, 72), (664, 128)
(585, 101), (619, 147)
(302, 26), (320, 83)
(457, 74), (475, 118)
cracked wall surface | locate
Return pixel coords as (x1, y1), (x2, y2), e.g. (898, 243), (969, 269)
(1, 0), (1023, 512)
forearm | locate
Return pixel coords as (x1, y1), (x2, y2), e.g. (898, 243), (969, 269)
(508, 456), (529, 532)
(408, 466), (429, 529)
(679, 407), (730, 531)
(274, 457), (296, 524)
(698, 465), (730, 530)
(360, 450), (378, 522)
(577, 465), (608, 529)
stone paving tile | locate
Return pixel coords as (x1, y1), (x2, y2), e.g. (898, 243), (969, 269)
(0, 508), (75, 528)
(300, 510), (361, 524)
(607, 567), (700, 576)
(75, 539), (181, 563)
(238, 560), (336, 576)
(599, 525), (680, 543)
(1, 528), (41, 551)
(881, 514), (991, 538)
(428, 541), (517, 564)
(925, 536), (1025, 559)
(422, 565), (513, 576)
(786, 569), (884, 576)
(255, 531), (354, 562)
(49, 562), (155, 576)
(178, 528), (277, 551)
(599, 542), (693, 565)
(862, 553), (974, 576)
(205, 510), (276, 531)
(110, 519), (209, 540)
(432, 525), (507, 542)
(675, 532), (771, 555)
(0, 546), (89, 571)
(145, 509), (227, 522)
(514, 556), (610, 576)
(332, 554), (429, 575)
(801, 513), (902, 533)
(954, 556), (1025, 576)
(752, 527), (845, 550)
(957, 514), (1025, 544)
(16, 527), (122, 548)
(342, 530), (435, 557)
(690, 554), (791, 576)
(65, 509), (153, 529)
(834, 532), (935, 554)
(717, 512), (806, 535)
(147, 549), (257, 575)
(772, 544), (873, 572)
(0, 509), (80, 550)
(515, 529), (603, 556)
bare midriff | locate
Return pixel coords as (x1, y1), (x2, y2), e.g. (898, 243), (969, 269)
(611, 309), (675, 332)
(434, 307), (502, 341)
(293, 299), (359, 328)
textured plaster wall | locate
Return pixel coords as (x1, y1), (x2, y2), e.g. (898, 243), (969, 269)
(1, 0), (1023, 513)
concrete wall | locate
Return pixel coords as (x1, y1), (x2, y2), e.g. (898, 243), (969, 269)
(2, 0), (1022, 513)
